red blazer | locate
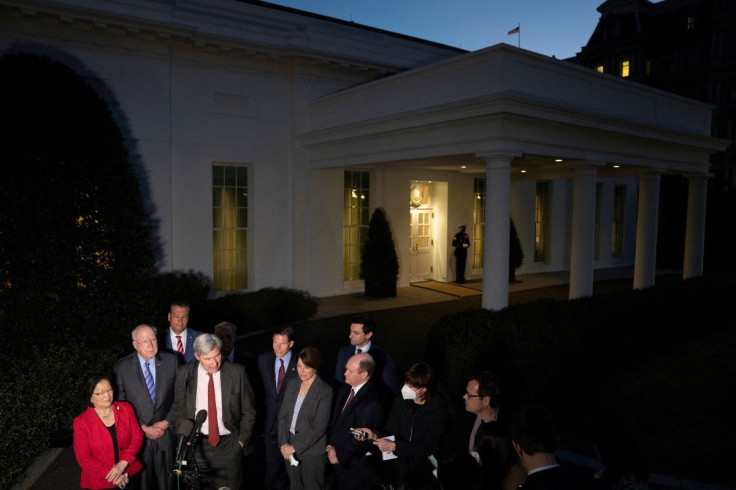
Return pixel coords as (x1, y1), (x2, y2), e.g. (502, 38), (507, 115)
(73, 401), (143, 489)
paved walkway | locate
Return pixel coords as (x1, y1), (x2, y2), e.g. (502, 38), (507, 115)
(18, 268), (734, 490)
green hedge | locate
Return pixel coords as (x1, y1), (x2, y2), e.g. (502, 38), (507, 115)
(427, 274), (734, 407)
(0, 343), (126, 488)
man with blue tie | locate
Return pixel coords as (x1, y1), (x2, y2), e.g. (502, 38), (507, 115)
(257, 326), (298, 490)
(114, 324), (178, 490)
(158, 301), (201, 363)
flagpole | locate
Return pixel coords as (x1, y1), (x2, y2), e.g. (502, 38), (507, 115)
(518, 23), (521, 48)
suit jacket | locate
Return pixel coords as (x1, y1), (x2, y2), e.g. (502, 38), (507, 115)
(327, 380), (383, 468)
(73, 402), (144, 489)
(258, 350), (298, 436)
(440, 408), (477, 459)
(277, 374), (333, 457)
(173, 360), (256, 448)
(158, 327), (202, 363)
(114, 351), (178, 427)
(521, 465), (606, 490)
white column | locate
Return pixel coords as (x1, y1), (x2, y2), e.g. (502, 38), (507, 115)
(569, 163), (599, 299)
(480, 154), (515, 311)
(683, 173), (709, 279)
(633, 171), (662, 289)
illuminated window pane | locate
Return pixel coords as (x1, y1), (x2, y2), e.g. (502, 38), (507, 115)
(596, 65), (604, 73)
(213, 164), (248, 291)
(621, 60), (630, 78)
(344, 170), (371, 281)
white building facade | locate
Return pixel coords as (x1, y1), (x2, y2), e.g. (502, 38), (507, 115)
(1, 0), (726, 309)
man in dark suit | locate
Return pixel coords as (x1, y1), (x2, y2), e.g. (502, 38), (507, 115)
(509, 405), (604, 490)
(334, 316), (399, 411)
(114, 324), (179, 490)
(158, 301), (202, 363)
(257, 326), (298, 490)
(174, 333), (256, 490)
(326, 352), (384, 490)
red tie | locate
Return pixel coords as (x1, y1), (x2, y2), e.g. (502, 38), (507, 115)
(342, 388), (356, 413)
(207, 373), (220, 446)
(176, 335), (184, 357)
(276, 359), (285, 394)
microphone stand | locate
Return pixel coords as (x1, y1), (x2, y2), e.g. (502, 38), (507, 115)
(172, 432), (203, 490)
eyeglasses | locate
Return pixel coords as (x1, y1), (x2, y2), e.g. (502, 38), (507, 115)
(464, 391), (484, 398)
(93, 387), (114, 396)
(135, 338), (157, 346)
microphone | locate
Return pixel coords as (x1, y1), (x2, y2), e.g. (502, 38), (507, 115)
(175, 419), (193, 461)
(187, 409), (208, 446)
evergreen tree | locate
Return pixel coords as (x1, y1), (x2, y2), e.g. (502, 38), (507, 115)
(509, 218), (524, 282)
(360, 208), (399, 297)
(0, 52), (155, 349)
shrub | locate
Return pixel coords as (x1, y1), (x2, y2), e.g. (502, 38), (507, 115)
(360, 208), (399, 298)
(427, 274), (735, 408)
(195, 287), (318, 333)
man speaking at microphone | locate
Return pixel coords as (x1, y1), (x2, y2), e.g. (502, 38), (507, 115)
(174, 333), (256, 490)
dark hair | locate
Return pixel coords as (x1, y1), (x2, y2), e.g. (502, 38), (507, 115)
(470, 371), (501, 408)
(170, 301), (190, 311)
(350, 315), (375, 335)
(476, 422), (519, 490)
(405, 362), (436, 397)
(86, 375), (113, 407)
(273, 326), (295, 342)
(508, 405), (558, 455)
(298, 346), (323, 371)
(214, 321), (237, 336)
(357, 353), (376, 378)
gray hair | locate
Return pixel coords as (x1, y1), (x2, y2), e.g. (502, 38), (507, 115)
(214, 321), (237, 335)
(131, 324), (157, 341)
(193, 333), (222, 355)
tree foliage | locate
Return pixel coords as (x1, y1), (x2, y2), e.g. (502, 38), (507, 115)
(0, 52), (156, 347)
(360, 207), (399, 297)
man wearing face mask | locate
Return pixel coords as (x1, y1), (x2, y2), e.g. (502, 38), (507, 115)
(353, 362), (450, 486)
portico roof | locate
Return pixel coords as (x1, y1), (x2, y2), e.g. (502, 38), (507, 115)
(299, 43), (728, 177)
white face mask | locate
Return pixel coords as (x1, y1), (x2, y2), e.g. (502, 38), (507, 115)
(401, 384), (417, 400)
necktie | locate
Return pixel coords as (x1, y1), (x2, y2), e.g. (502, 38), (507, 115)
(207, 373), (220, 446)
(276, 359), (285, 394)
(176, 335), (184, 357)
(144, 361), (156, 403)
(342, 388), (356, 413)
(356, 348), (362, 354)
(473, 420), (486, 451)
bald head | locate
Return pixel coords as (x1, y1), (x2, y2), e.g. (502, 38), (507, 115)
(131, 324), (158, 361)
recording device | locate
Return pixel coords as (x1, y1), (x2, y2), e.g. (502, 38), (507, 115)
(428, 454), (438, 469)
(350, 428), (367, 438)
(176, 420), (194, 461)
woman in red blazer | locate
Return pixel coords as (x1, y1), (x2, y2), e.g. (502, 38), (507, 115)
(73, 376), (143, 489)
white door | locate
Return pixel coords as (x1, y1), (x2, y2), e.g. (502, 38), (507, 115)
(410, 209), (433, 282)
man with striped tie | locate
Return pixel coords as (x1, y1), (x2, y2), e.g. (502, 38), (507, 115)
(158, 301), (202, 363)
(114, 324), (179, 490)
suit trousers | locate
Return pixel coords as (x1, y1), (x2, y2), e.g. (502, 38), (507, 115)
(194, 434), (243, 490)
(264, 431), (290, 490)
(140, 431), (175, 490)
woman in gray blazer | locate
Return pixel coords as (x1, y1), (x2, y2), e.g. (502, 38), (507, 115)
(278, 346), (334, 490)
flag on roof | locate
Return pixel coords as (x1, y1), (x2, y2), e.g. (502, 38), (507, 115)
(508, 26), (520, 35)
